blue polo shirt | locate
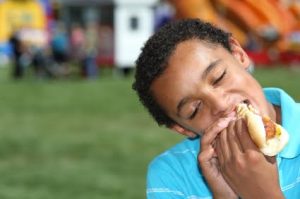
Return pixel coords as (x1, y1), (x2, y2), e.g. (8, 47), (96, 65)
(147, 88), (300, 199)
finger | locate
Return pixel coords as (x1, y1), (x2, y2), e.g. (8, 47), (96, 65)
(198, 145), (215, 169)
(211, 140), (218, 158)
(236, 119), (259, 151)
(227, 119), (243, 154)
(201, 117), (234, 150)
(219, 127), (231, 161)
(215, 135), (225, 165)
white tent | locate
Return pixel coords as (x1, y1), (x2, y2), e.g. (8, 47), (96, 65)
(114, 0), (158, 68)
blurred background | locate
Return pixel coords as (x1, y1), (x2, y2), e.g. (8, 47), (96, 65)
(0, 0), (299, 198)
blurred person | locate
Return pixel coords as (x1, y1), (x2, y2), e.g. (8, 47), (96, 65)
(82, 22), (99, 79)
(97, 25), (114, 68)
(133, 19), (300, 199)
(31, 46), (54, 79)
(9, 30), (27, 79)
(70, 23), (85, 65)
(50, 22), (70, 76)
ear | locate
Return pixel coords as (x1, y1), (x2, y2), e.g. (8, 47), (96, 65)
(229, 37), (251, 70)
(169, 124), (198, 138)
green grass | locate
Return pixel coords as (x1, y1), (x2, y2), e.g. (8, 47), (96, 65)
(253, 66), (300, 100)
(0, 67), (183, 199)
(0, 66), (298, 199)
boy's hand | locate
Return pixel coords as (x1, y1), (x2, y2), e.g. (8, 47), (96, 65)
(215, 119), (285, 199)
(198, 116), (238, 199)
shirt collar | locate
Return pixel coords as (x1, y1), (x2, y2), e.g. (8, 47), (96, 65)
(264, 88), (300, 158)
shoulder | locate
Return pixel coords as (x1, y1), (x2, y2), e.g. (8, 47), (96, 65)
(147, 138), (199, 184)
(149, 138), (199, 170)
(146, 138), (212, 198)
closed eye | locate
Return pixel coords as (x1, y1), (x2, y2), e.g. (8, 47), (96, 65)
(188, 108), (198, 120)
(188, 102), (201, 120)
(213, 69), (226, 85)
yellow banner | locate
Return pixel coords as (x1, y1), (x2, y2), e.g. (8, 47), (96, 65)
(0, 0), (46, 42)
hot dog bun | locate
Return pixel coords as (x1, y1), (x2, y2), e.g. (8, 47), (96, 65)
(236, 103), (289, 156)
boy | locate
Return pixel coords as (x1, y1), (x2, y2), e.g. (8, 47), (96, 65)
(133, 19), (300, 199)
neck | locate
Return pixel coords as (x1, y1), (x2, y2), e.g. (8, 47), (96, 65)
(274, 105), (282, 124)
(267, 103), (281, 124)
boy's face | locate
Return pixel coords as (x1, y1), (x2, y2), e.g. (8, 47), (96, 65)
(150, 39), (273, 136)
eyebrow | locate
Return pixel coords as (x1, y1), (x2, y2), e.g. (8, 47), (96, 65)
(176, 59), (221, 116)
(202, 59), (222, 80)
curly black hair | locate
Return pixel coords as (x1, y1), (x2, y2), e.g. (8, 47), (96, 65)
(132, 18), (232, 127)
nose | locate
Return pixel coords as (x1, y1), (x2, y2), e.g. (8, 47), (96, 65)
(207, 90), (229, 116)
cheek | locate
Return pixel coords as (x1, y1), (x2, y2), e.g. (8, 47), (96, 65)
(231, 69), (246, 81)
(180, 109), (214, 134)
(234, 73), (267, 112)
(240, 73), (262, 92)
(229, 70), (256, 89)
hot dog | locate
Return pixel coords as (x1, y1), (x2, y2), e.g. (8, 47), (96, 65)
(236, 103), (289, 156)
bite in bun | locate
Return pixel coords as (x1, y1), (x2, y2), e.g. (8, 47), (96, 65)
(236, 103), (289, 156)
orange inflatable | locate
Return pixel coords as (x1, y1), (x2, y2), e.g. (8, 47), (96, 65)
(168, 0), (300, 53)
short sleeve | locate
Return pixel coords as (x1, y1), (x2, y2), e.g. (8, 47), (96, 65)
(146, 156), (186, 199)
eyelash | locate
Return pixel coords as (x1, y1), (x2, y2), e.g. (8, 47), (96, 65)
(189, 102), (200, 120)
(188, 69), (227, 120)
(213, 69), (227, 85)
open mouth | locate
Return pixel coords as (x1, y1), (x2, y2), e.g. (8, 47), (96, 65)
(242, 99), (251, 106)
(227, 100), (254, 118)
(241, 99), (261, 115)
(233, 100), (250, 111)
